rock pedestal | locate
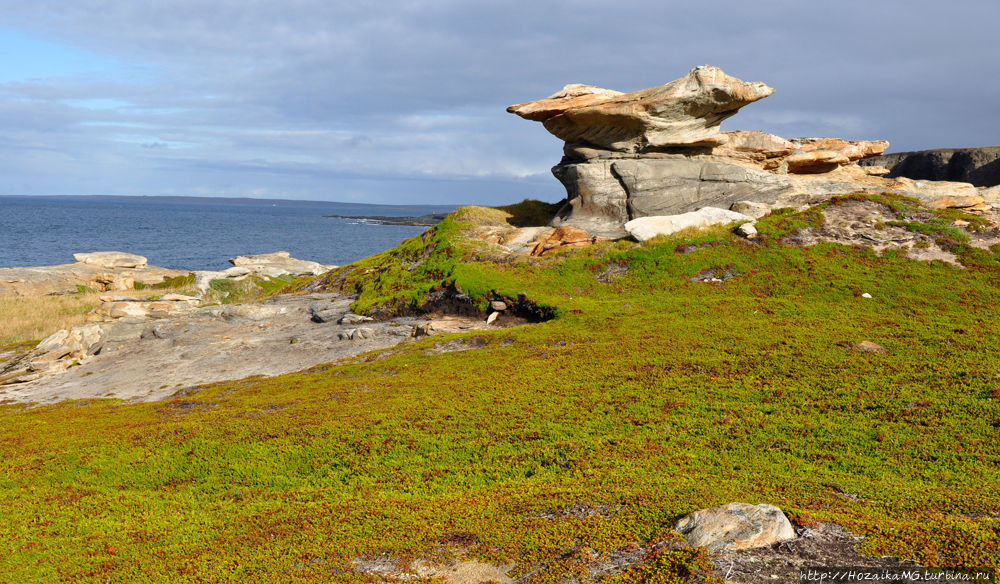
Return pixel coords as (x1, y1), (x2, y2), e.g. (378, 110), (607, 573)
(508, 65), (984, 238)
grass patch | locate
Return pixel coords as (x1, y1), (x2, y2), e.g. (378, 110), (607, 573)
(0, 289), (158, 346)
(134, 273), (197, 291)
(1, 203), (1000, 581)
(205, 274), (299, 304)
(1, 278), (197, 346)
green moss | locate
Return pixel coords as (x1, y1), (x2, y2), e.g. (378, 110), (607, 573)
(207, 274), (299, 304)
(136, 273), (197, 290)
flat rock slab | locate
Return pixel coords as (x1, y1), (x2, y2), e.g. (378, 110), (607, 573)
(73, 251), (148, 269)
(0, 293), (499, 405)
(0, 262), (188, 298)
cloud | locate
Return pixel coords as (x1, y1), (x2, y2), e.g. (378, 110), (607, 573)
(0, 0), (998, 203)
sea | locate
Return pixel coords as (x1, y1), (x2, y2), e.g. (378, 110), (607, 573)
(0, 196), (459, 271)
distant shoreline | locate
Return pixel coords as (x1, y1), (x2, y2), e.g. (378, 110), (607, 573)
(0, 194), (461, 212)
(325, 213), (448, 226)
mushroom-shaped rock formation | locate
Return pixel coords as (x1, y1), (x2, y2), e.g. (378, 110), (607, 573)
(507, 65), (774, 152)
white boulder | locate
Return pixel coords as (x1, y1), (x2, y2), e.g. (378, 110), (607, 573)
(624, 208), (755, 242)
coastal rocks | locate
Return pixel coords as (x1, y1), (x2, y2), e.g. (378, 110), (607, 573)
(861, 145), (1000, 187)
(73, 252), (148, 269)
(508, 65), (775, 151)
(508, 67), (979, 238)
(193, 252), (337, 294)
(0, 324), (106, 385)
(785, 138), (889, 174)
(624, 208), (754, 242)
(674, 503), (796, 552)
(0, 254), (189, 298)
(88, 294), (200, 321)
(891, 178), (983, 209)
(230, 251), (335, 277)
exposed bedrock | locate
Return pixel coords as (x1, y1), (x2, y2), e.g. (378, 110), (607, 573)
(860, 146), (1000, 187)
(550, 158), (797, 238)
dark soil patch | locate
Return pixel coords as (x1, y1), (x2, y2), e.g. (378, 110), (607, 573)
(710, 522), (916, 583)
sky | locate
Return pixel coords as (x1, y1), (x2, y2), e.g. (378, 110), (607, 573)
(1, 1), (998, 206)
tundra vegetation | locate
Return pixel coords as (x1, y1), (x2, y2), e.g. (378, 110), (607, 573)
(1, 195), (998, 582)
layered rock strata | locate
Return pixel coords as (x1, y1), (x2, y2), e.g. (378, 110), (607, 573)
(509, 66), (988, 238)
(0, 252), (188, 298)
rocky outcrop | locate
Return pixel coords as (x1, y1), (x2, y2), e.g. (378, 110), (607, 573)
(674, 502), (796, 552)
(508, 65), (775, 151)
(193, 252), (337, 293)
(0, 252), (189, 298)
(73, 252), (148, 269)
(229, 251), (335, 277)
(860, 145), (1000, 187)
(509, 66), (981, 238)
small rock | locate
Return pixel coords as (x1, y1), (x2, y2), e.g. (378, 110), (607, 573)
(861, 293), (872, 298)
(490, 300), (508, 311)
(339, 313), (375, 325)
(353, 328), (376, 340)
(729, 201), (771, 219)
(486, 312), (499, 325)
(855, 340), (886, 354)
(309, 306), (340, 323)
(953, 219), (970, 227)
(411, 324), (434, 338)
(674, 502), (795, 552)
(735, 223), (758, 239)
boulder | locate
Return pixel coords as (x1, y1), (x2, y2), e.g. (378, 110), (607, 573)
(309, 306), (340, 323)
(73, 252), (147, 269)
(674, 502), (796, 552)
(508, 65), (775, 151)
(624, 208), (754, 242)
(0, 258), (188, 299)
(735, 223), (758, 239)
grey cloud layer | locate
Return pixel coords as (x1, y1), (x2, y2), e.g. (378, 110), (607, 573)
(1, 0), (998, 203)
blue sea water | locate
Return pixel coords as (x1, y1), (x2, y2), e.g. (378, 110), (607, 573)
(0, 197), (456, 271)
